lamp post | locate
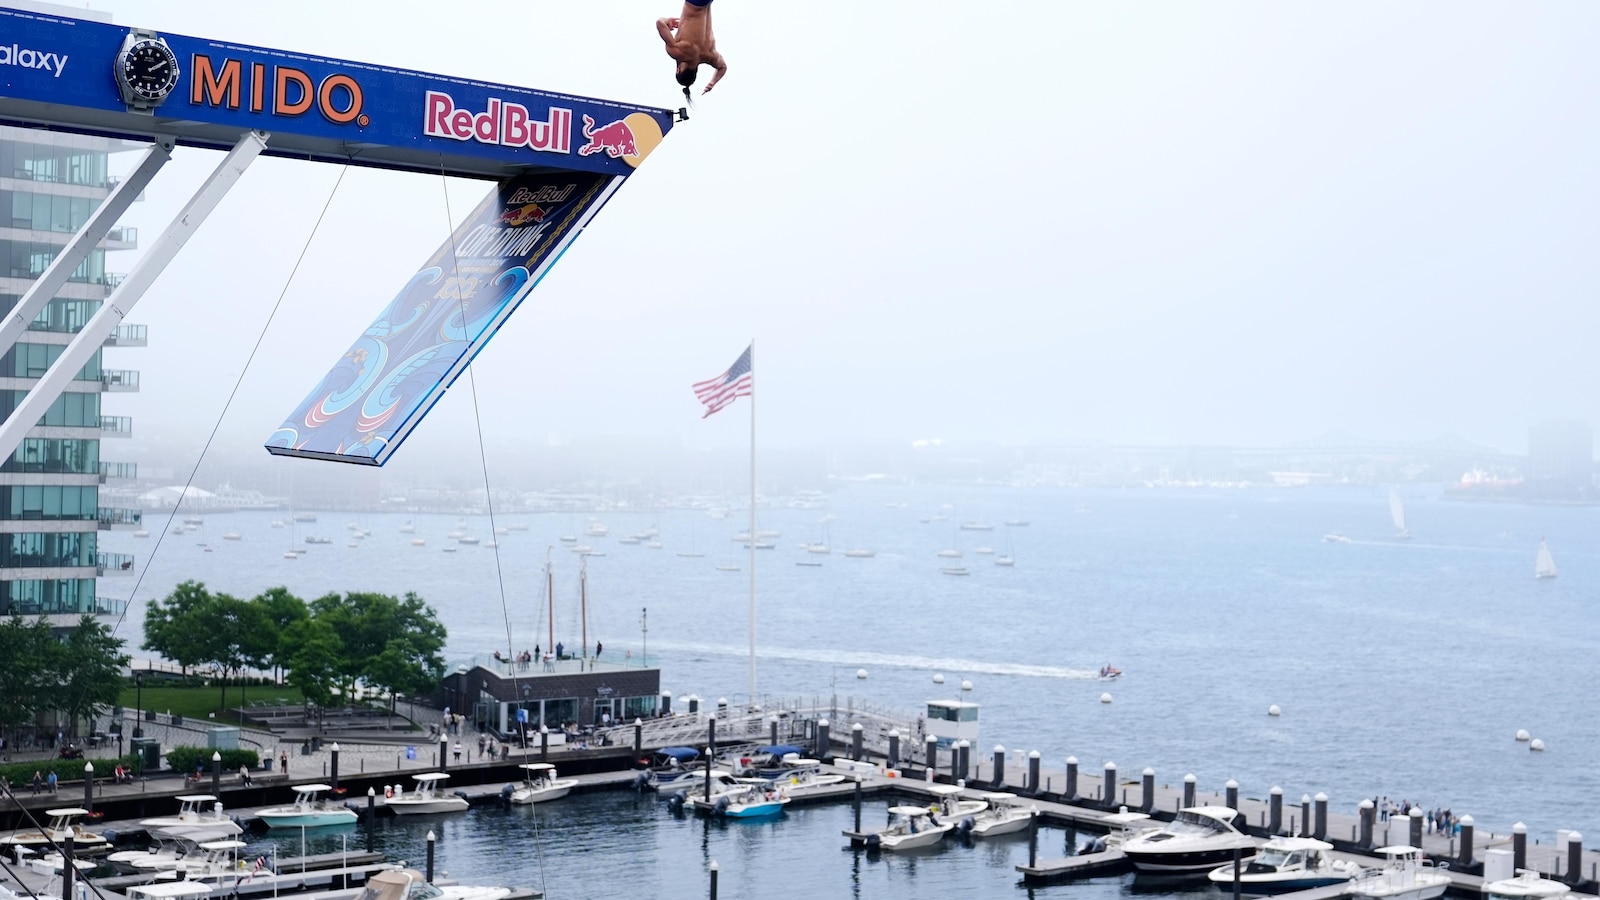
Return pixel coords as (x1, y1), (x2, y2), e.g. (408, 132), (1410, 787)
(133, 671), (144, 739)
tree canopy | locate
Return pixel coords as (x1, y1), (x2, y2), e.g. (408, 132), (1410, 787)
(0, 614), (128, 741)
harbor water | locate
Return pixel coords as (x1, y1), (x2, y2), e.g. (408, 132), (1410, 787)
(101, 484), (1600, 847)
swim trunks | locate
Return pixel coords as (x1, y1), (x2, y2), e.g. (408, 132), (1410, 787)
(686, 0), (712, 6)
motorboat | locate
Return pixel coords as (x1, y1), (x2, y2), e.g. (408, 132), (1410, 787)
(684, 771), (768, 810)
(941, 566), (970, 576)
(258, 783), (359, 828)
(1004, 519), (1029, 526)
(995, 555), (1015, 566)
(1346, 846), (1450, 900)
(351, 866), (515, 900)
(960, 522), (994, 531)
(961, 791), (1036, 838)
(1099, 665), (1123, 680)
(926, 783), (988, 818)
(843, 549), (876, 558)
(765, 765), (846, 797)
(1122, 805), (1256, 873)
(1205, 836), (1362, 894)
(583, 521), (609, 537)
(384, 773), (469, 815)
(727, 745), (810, 779)
(710, 784), (789, 819)
(936, 549), (963, 558)
(221, 531), (241, 541)
(1482, 870), (1577, 899)
(507, 763), (578, 805)
(145, 839), (248, 881)
(457, 536), (480, 545)
(974, 546), (995, 555)
(1088, 809), (1157, 852)
(106, 838), (196, 874)
(865, 805), (955, 851)
(138, 794), (243, 841)
(0, 807), (110, 854)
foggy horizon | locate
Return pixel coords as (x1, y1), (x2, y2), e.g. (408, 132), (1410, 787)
(69, 1), (1600, 475)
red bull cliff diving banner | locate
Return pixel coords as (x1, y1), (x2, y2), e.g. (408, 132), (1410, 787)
(0, 6), (672, 179)
(264, 171), (619, 465)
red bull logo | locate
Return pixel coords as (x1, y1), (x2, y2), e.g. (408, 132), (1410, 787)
(578, 115), (637, 159)
(500, 203), (545, 226)
(424, 91), (571, 155)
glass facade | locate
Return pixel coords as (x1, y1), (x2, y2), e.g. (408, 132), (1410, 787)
(0, 127), (140, 615)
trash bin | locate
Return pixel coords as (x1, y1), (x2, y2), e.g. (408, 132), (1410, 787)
(129, 738), (161, 772)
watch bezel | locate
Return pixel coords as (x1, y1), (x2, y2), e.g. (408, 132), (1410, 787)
(119, 37), (180, 103)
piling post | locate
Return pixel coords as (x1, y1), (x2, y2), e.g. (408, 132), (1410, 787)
(82, 761), (94, 814)
(1066, 757), (1079, 800)
(1231, 845), (1242, 900)
(1030, 752), (1043, 794)
(440, 735), (449, 771)
(1028, 806), (1039, 868)
(951, 742), (960, 781)
(957, 740), (970, 781)
(924, 734), (937, 772)
(366, 788), (375, 852)
(1102, 762), (1117, 807)
(816, 719), (830, 761)
(853, 777), (863, 833)
(1183, 773), (1196, 808)
(1409, 807), (1423, 849)
(331, 742), (341, 791)
(661, 691), (672, 716)
(1358, 799), (1374, 847)
(704, 743), (714, 802)
(993, 746), (1006, 788)
(1270, 787), (1284, 834)
(1459, 815), (1475, 866)
(61, 835), (74, 900)
(688, 696), (700, 715)
(1566, 831), (1583, 886)
(1224, 779), (1239, 811)
(425, 830), (435, 882)
(851, 723), (864, 762)
(708, 715), (718, 762)
(1513, 822), (1527, 871)
(210, 750), (221, 795)
(1314, 792), (1328, 840)
(1300, 795), (1311, 836)
(539, 725), (549, 761)
(887, 730), (900, 770)
(769, 715), (779, 747)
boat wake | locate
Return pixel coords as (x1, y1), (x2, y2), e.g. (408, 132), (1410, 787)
(646, 639), (1096, 680)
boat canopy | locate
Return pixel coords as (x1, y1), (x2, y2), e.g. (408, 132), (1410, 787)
(657, 747), (701, 762)
(755, 745), (803, 757)
(291, 783), (334, 793)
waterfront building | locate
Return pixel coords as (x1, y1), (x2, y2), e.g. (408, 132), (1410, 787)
(0, 95), (145, 616)
(442, 658), (661, 737)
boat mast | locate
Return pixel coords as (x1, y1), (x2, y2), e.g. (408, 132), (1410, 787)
(748, 339), (757, 704)
(580, 556), (588, 661)
(546, 552), (554, 657)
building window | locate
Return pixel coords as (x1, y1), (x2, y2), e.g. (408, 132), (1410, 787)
(0, 390), (100, 427)
(1, 485), (99, 520)
(0, 577), (96, 615)
(1, 438), (100, 475)
(622, 695), (659, 720)
(542, 698), (578, 729)
(0, 531), (95, 568)
(0, 343), (102, 381)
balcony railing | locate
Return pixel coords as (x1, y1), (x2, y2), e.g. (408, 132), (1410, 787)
(98, 461), (138, 481)
(102, 273), (126, 296)
(97, 551), (135, 575)
(97, 507), (142, 530)
(105, 226), (138, 244)
(99, 415), (133, 437)
(101, 369), (140, 392)
(104, 324), (148, 347)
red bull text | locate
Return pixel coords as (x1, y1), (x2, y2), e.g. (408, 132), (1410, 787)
(424, 91), (571, 155)
(578, 115), (637, 159)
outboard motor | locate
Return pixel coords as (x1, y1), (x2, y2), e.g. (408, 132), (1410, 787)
(1081, 834), (1109, 855)
(714, 796), (731, 815)
(499, 784), (515, 804)
(957, 816), (976, 835)
(631, 772), (652, 792)
(666, 790), (688, 814)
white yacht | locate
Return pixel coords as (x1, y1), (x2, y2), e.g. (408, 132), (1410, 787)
(258, 783), (359, 828)
(0, 807), (110, 854)
(1122, 806), (1256, 873)
(963, 792), (1036, 838)
(864, 806), (955, 851)
(137, 794), (242, 841)
(384, 773), (469, 816)
(1346, 846), (1450, 900)
(1482, 870), (1576, 900)
(1205, 836), (1361, 894)
(507, 763), (578, 805)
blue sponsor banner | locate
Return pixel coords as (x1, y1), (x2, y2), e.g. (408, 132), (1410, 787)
(0, 6), (672, 178)
(265, 170), (621, 465)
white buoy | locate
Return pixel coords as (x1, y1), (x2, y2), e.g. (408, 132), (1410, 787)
(1530, 738), (1546, 752)
(1100, 692), (1113, 704)
(1515, 729), (1531, 742)
(1268, 704), (1282, 717)
(933, 673), (946, 685)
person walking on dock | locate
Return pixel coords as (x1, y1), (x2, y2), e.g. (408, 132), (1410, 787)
(279, 750), (289, 775)
(30, 770), (41, 795)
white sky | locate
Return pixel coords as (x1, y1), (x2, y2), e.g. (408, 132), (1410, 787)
(79, 0), (1600, 461)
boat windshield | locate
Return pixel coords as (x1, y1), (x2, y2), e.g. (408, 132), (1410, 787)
(1255, 848), (1302, 868)
(1169, 811), (1227, 835)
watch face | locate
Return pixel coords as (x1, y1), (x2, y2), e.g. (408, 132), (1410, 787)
(122, 39), (179, 102)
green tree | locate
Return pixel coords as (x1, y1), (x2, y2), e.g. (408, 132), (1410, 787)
(251, 587), (308, 683)
(0, 615), (54, 741)
(309, 591), (446, 707)
(50, 615), (129, 737)
(202, 593), (270, 712)
(142, 580), (217, 675)
(284, 618), (343, 731)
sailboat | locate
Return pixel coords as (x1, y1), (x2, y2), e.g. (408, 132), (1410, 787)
(1536, 538), (1558, 580)
(1389, 490), (1410, 540)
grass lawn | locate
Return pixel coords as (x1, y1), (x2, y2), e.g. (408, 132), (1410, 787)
(117, 683), (308, 721)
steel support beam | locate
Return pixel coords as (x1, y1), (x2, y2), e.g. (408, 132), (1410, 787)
(0, 132), (268, 465)
(0, 139), (173, 356)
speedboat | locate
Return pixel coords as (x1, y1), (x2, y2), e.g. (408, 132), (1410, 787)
(710, 784), (790, 819)
(926, 783), (988, 819)
(106, 838), (196, 874)
(1094, 809), (1158, 851)
(962, 792), (1036, 838)
(1346, 846), (1450, 900)
(865, 806), (955, 851)
(1206, 836), (1362, 894)
(349, 866), (515, 900)
(507, 763), (578, 805)
(1099, 666), (1123, 681)
(645, 747), (704, 790)
(138, 794), (243, 841)
(0, 807), (110, 854)
(1122, 806), (1255, 873)
(727, 745), (810, 779)
(258, 783), (358, 828)
(1483, 870), (1577, 899)
(842, 549), (876, 558)
(384, 773), (469, 816)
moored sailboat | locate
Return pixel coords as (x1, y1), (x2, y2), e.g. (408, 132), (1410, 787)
(1536, 538), (1558, 580)
(1389, 490), (1410, 540)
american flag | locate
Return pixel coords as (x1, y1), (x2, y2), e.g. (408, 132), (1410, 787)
(692, 344), (753, 418)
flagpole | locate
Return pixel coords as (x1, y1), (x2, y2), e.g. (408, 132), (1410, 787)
(747, 339), (757, 706)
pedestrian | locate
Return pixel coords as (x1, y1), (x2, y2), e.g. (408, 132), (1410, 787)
(488, 740), (497, 760)
(595, 641), (602, 659)
(239, 765), (253, 787)
(279, 750), (289, 775)
(477, 734), (486, 755)
(46, 770), (57, 794)
(31, 770), (41, 795)
(556, 641), (564, 659)
(453, 741), (462, 761)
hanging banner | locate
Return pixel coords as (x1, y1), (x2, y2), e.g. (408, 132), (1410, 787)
(264, 170), (621, 465)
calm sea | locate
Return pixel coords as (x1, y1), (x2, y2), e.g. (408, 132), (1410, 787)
(99, 483), (1600, 891)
